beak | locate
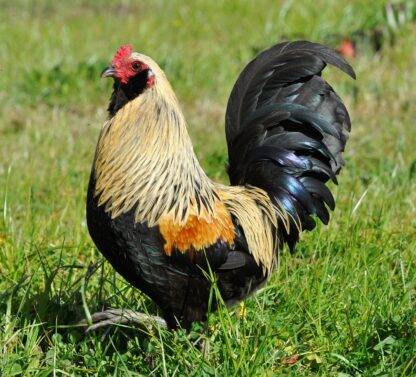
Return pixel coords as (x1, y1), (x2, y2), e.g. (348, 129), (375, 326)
(100, 66), (116, 79)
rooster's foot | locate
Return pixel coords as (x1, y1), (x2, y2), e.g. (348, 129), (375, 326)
(79, 309), (167, 332)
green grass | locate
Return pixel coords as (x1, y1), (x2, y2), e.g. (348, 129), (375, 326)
(1, 0), (416, 375)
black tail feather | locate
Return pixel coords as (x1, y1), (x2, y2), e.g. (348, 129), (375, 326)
(226, 40), (354, 250)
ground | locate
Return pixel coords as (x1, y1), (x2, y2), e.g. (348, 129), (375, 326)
(1, 0), (415, 375)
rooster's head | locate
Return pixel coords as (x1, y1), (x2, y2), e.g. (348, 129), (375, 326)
(101, 44), (155, 87)
(102, 45), (160, 116)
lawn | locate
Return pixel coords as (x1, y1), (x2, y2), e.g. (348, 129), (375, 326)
(1, 0), (416, 375)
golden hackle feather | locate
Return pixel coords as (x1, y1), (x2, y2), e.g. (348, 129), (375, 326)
(94, 53), (217, 226)
(217, 185), (289, 275)
(93, 53), (287, 274)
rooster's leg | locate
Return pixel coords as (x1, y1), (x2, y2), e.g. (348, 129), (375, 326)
(80, 309), (167, 332)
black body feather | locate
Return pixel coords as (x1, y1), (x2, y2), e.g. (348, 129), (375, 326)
(226, 40), (354, 249)
(87, 173), (265, 329)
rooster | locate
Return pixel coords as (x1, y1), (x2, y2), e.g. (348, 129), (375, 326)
(86, 41), (355, 331)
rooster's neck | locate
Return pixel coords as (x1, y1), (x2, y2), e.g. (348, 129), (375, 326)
(93, 75), (217, 227)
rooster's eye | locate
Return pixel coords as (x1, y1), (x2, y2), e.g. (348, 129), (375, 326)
(131, 61), (141, 71)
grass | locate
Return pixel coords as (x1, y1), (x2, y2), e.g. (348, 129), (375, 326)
(1, 0), (416, 375)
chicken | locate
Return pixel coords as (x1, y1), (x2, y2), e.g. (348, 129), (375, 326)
(86, 41), (355, 330)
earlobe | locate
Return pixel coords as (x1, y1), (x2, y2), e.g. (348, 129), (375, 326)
(147, 69), (155, 87)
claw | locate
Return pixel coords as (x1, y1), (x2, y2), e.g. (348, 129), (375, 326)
(78, 309), (168, 332)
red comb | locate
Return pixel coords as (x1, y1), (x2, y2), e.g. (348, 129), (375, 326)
(111, 44), (133, 66)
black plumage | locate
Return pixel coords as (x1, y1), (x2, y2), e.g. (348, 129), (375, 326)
(226, 40), (354, 249)
(87, 175), (265, 328)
